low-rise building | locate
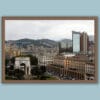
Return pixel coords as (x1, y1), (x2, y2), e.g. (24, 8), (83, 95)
(50, 54), (95, 80)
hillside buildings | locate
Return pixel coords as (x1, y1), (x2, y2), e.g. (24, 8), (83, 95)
(5, 30), (95, 80)
(47, 31), (95, 80)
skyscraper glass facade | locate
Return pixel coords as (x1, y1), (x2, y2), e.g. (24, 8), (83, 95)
(72, 31), (80, 53)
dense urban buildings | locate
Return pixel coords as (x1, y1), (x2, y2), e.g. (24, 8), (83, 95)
(5, 31), (95, 80)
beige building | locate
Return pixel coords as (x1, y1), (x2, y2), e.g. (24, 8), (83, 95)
(5, 45), (21, 58)
(48, 54), (95, 80)
(53, 55), (66, 68)
(80, 32), (89, 54)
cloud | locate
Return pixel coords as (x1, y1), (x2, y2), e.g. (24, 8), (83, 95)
(5, 20), (94, 41)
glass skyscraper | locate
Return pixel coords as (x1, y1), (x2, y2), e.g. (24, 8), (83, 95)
(72, 31), (80, 53)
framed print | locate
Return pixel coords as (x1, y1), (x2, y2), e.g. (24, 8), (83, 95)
(2, 16), (98, 83)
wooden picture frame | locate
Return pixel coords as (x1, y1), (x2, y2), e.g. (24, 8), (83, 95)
(2, 16), (98, 83)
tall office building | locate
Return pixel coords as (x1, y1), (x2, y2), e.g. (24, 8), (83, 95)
(80, 32), (89, 54)
(72, 31), (80, 53)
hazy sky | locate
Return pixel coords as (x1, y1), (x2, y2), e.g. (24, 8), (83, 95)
(5, 20), (94, 41)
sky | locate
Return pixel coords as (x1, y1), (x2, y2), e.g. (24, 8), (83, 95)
(5, 20), (94, 41)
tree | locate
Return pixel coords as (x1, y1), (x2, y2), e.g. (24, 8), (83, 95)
(5, 65), (14, 76)
(5, 58), (9, 66)
(14, 69), (25, 80)
(9, 65), (14, 70)
(10, 57), (15, 64)
(40, 66), (46, 73)
(31, 67), (41, 75)
(28, 55), (38, 65)
(31, 66), (47, 79)
(5, 68), (14, 76)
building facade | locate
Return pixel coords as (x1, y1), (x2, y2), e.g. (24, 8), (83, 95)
(72, 31), (80, 53)
(80, 32), (89, 54)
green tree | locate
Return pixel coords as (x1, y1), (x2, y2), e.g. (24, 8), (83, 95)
(14, 69), (25, 80)
(40, 66), (46, 73)
(10, 57), (15, 64)
(31, 66), (47, 79)
(9, 65), (14, 70)
(31, 67), (41, 75)
(5, 58), (9, 66)
(29, 55), (38, 65)
(5, 68), (14, 76)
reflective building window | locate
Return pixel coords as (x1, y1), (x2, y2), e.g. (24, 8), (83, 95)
(72, 31), (80, 53)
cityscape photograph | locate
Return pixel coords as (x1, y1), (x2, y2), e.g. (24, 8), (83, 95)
(3, 17), (97, 82)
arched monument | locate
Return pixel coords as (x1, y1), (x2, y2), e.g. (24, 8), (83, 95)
(15, 57), (31, 75)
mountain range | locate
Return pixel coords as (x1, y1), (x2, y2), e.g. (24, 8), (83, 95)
(6, 38), (58, 48)
(5, 35), (94, 48)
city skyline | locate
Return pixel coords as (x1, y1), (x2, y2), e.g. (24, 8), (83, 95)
(5, 20), (94, 41)
(3, 17), (97, 82)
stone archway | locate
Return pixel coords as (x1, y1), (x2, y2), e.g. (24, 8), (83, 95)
(15, 57), (31, 75)
(20, 63), (27, 74)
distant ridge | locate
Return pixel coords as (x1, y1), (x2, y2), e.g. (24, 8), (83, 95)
(6, 38), (58, 48)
